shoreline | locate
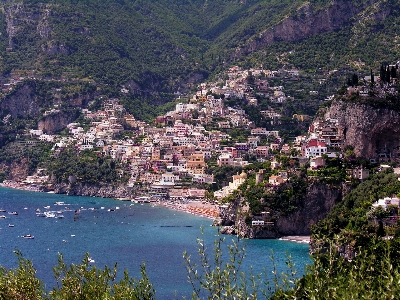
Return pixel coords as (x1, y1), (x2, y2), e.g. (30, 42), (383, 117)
(154, 200), (220, 220)
(0, 182), (220, 221)
(0, 184), (311, 244)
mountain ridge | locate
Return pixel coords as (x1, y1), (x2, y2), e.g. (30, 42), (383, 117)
(0, 0), (399, 95)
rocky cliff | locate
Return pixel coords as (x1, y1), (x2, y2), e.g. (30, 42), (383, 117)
(324, 100), (400, 159)
(53, 182), (135, 199)
(231, 0), (391, 60)
(38, 110), (79, 134)
(0, 157), (30, 182)
(0, 82), (41, 117)
(219, 182), (343, 238)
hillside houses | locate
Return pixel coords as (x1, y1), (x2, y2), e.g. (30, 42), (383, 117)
(26, 65), (367, 200)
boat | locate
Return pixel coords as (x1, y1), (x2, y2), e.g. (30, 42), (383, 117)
(44, 211), (56, 218)
(36, 212), (46, 217)
(43, 206), (50, 209)
(54, 201), (65, 205)
(88, 257), (95, 263)
(8, 211), (18, 215)
(0, 209), (6, 212)
(22, 234), (34, 239)
(0, 215), (6, 219)
(8, 224), (14, 227)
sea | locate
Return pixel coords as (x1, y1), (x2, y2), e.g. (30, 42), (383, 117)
(0, 187), (311, 299)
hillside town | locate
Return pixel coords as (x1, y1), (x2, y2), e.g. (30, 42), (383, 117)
(4, 63), (400, 212)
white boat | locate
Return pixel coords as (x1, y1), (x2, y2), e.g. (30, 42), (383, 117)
(44, 211), (56, 218)
(54, 201), (65, 205)
(43, 206), (50, 209)
(22, 234), (34, 239)
(0, 215), (6, 219)
(8, 224), (14, 227)
(88, 257), (95, 263)
(0, 209), (6, 212)
(8, 211), (18, 215)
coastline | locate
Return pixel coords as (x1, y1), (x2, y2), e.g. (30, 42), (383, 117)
(0, 181), (220, 221)
(0, 183), (312, 244)
(154, 200), (220, 220)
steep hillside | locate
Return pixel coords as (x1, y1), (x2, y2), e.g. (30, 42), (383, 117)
(0, 0), (399, 95)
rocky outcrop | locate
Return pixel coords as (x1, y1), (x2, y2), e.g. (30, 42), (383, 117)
(276, 182), (343, 236)
(219, 182), (343, 238)
(325, 100), (400, 159)
(38, 110), (79, 134)
(0, 83), (41, 117)
(0, 157), (30, 182)
(53, 182), (135, 199)
(231, 0), (390, 60)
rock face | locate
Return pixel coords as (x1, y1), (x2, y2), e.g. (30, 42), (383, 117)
(325, 100), (400, 159)
(231, 0), (390, 60)
(53, 183), (134, 199)
(38, 111), (78, 134)
(0, 83), (41, 117)
(276, 182), (343, 236)
(220, 182), (343, 238)
(0, 158), (30, 182)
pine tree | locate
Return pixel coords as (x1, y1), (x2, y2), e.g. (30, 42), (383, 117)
(370, 69), (374, 86)
(380, 64), (386, 81)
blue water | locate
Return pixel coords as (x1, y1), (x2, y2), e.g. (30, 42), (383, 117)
(0, 187), (311, 299)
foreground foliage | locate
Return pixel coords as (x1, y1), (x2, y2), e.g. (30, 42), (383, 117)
(0, 251), (155, 300)
(3, 234), (400, 299)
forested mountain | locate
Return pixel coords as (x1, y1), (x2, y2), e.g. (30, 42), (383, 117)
(0, 0), (399, 97)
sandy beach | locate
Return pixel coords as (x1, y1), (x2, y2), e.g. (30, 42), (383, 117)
(156, 200), (220, 220)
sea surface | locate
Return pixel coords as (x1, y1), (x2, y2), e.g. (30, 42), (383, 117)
(0, 187), (311, 299)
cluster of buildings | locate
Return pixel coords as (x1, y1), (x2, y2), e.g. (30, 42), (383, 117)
(24, 65), (381, 200)
(24, 65), (304, 200)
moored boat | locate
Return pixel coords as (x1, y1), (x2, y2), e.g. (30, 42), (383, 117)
(22, 234), (34, 239)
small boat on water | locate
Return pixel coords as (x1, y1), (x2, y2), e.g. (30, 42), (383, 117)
(22, 234), (34, 239)
(44, 211), (56, 218)
(8, 224), (14, 227)
(8, 211), (18, 215)
(0, 215), (6, 219)
(36, 212), (46, 217)
(0, 209), (6, 212)
(88, 257), (95, 263)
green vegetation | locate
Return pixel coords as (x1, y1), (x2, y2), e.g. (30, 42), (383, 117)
(5, 227), (400, 299)
(0, 250), (155, 299)
(1, 0), (399, 93)
(46, 147), (130, 185)
(272, 170), (400, 298)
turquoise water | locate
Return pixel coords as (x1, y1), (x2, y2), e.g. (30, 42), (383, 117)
(0, 187), (311, 299)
